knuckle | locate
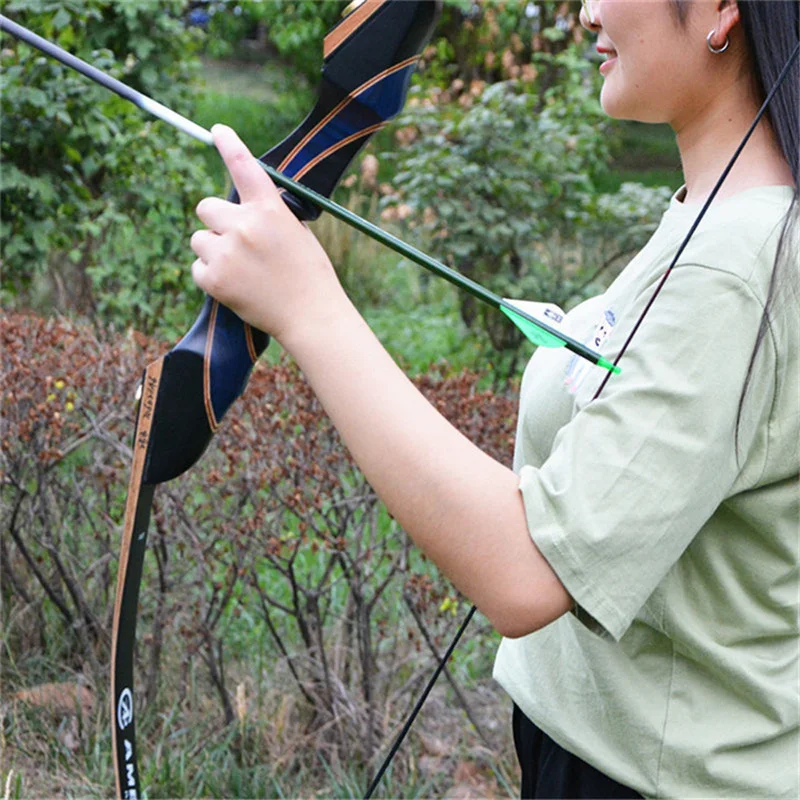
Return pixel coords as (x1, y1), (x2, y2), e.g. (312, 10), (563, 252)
(216, 240), (236, 271)
(200, 263), (224, 297)
(234, 217), (259, 249)
(205, 273), (222, 296)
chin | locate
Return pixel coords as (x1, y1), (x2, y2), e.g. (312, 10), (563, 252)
(600, 85), (663, 124)
(599, 85), (632, 120)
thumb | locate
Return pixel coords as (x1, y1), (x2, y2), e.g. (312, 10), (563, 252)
(211, 123), (278, 204)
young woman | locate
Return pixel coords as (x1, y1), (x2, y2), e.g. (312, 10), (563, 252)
(189, 0), (798, 796)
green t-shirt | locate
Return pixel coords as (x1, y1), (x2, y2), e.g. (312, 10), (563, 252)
(494, 186), (798, 797)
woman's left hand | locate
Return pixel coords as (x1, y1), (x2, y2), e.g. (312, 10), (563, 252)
(190, 124), (346, 344)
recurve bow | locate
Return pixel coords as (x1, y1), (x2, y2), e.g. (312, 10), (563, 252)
(107, 3), (442, 796)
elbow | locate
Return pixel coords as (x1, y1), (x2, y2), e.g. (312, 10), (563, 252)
(491, 616), (538, 639)
(489, 611), (549, 639)
(484, 576), (574, 639)
(485, 590), (572, 639)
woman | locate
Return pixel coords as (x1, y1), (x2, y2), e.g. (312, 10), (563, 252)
(189, 0), (798, 796)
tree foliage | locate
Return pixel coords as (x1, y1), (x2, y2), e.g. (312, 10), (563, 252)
(203, 0), (342, 80)
(429, 0), (587, 87)
(1, 0), (212, 336)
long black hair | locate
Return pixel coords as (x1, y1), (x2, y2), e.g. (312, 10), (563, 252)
(735, 0), (799, 452)
(672, 0), (799, 450)
(739, 0), (800, 178)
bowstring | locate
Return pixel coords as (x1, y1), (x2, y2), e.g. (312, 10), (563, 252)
(364, 605), (476, 798)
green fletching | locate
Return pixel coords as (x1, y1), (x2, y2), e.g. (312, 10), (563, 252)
(598, 357), (622, 375)
(501, 305), (565, 349)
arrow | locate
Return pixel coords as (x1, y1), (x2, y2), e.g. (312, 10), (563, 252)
(0, 11), (620, 375)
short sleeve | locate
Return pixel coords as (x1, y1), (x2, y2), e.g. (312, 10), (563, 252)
(517, 263), (775, 640)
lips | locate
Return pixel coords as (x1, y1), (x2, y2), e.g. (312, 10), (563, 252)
(597, 45), (617, 73)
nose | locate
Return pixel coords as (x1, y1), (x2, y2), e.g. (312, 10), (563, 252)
(580, 0), (600, 30)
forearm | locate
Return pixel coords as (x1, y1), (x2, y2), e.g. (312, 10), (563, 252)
(189, 126), (569, 635)
(280, 291), (571, 637)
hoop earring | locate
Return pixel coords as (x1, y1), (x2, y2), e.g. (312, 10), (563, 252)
(707, 29), (730, 54)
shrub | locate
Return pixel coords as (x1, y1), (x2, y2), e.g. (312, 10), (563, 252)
(1, 313), (516, 793)
(0, 0), (212, 337)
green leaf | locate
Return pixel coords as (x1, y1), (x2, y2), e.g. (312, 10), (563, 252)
(52, 8), (71, 30)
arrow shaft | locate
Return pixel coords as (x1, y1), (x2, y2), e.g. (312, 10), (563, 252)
(1, 12), (614, 371)
(258, 163), (614, 367)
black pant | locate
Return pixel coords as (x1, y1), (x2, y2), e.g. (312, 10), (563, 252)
(513, 705), (643, 799)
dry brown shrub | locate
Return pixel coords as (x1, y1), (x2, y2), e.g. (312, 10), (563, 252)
(1, 313), (517, 788)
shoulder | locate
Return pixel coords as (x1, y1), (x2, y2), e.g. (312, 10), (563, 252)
(601, 185), (794, 331)
(667, 185), (794, 296)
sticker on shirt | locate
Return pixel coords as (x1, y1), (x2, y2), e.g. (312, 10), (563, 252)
(564, 308), (616, 394)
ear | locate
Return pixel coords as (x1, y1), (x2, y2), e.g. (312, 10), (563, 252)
(714, 0), (741, 46)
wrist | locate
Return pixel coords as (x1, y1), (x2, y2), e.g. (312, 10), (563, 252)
(276, 282), (358, 359)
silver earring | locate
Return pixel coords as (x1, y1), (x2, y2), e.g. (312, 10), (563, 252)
(707, 29), (730, 54)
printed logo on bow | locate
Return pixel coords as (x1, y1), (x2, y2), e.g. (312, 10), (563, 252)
(117, 688), (134, 730)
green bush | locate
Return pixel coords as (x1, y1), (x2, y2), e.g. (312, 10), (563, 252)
(1, 0), (212, 337)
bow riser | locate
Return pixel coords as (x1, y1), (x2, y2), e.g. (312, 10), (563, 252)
(141, 0), (439, 486)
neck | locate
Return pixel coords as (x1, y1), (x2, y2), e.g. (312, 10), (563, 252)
(673, 78), (793, 205)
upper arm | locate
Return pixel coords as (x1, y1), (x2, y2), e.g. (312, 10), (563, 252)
(513, 265), (773, 640)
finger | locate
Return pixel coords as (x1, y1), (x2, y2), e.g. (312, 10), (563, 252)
(196, 196), (241, 233)
(190, 229), (222, 263)
(191, 257), (214, 295)
(211, 123), (279, 205)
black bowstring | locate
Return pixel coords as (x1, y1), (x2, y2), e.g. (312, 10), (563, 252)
(364, 604), (476, 798)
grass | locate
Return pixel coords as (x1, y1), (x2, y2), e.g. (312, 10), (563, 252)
(2, 643), (515, 799)
(595, 165), (683, 193)
(613, 120), (681, 167)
